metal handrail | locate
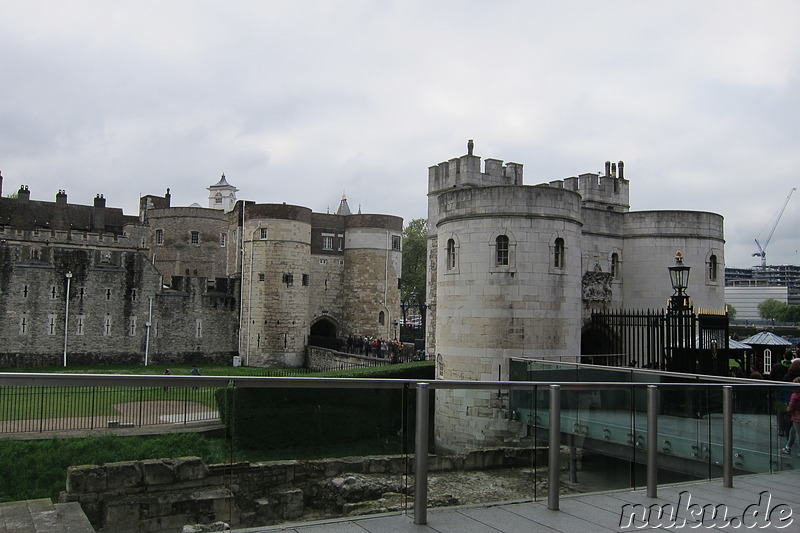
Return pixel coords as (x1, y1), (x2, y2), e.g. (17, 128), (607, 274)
(0, 372), (792, 525)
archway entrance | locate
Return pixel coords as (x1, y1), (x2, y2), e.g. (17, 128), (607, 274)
(310, 319), (337, 338)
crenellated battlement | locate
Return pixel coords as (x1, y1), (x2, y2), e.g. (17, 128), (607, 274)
(428, 140), (524, 195)
(547, 161), (629, 212)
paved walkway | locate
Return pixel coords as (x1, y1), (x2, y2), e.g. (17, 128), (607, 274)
(0, 499), (93, 533)
(239, 470), (800, 532)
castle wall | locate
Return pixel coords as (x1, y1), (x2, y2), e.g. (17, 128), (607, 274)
(621, 211), (725, 310)
(144, 207), (228, 280)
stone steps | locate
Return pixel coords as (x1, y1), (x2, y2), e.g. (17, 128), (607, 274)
(0, 499), (94, 532)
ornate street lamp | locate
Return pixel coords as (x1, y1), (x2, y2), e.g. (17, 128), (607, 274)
(668, 251), (690, 309)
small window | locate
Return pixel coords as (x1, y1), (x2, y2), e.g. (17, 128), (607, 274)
(129, 316), (137, 336)
(131, 289), (137, 302)
(19, 314), (28, 335)
(195, 319), (202, 338)
(258, 273), (265, 282)
(496, 235), (509, 266)
(320, 258), (328, 265)
(323, 235), (334, 250)
(50, 286), (57, 299)
(708, 254), (718, 282)
(76, 315), (85, 336)
(283, 273), (294, 285)
(103, 315), (112, 336)
(391, 235), (401, 251)
(48, 314), (57, 336)
(302, 274), (310, 286)
(22, 285), (29, 298)
(220, 233), (226, 247)
(611, 253), (620, 279)
(190, 231), (200, 245)
(260, 228), (268, 240)
(106, 288), (112, 300)
(79, 287), (85, 301)
(447, 239), (457, 270)
(379, 311), (385, 325)
(554, 238), (565, 269)
(155, 229), (164, 245)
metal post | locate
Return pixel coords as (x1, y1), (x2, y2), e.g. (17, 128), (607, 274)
(647, 385), (658, 497)
(63, 271), (72, 367)
(413, 382), (430, 525)
(548, 384), (561, 511)
(723, 385), (733, 488)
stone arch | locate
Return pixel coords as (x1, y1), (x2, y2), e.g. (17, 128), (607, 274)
(310, 317), (337, 338)
(704, 248), (721, 283)
(488, 228), (516, 271)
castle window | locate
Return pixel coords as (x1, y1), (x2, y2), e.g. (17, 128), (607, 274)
(19, 314), (27, 335)
(195, 319), (202, 338)
(302, 274), (310, 286)
(260, 228), (268, 240)
(131, 289), (137, 302)
(48, 314), (57, 336)
(379, 311), (385, 325)
(51, 286), (57, 299)
(219, 233), (226, 247)
(23, 285), (28, 298)
(76, 315), (85, 336)
(106, 288), (112, 300)
(215, 193), (223, 204)
(323, 235), (334, 250)
(447, 239), (457, 270)
(155, 229), (164, 246)
(190, 231), (200, 245)
(391, 235), (401, 251)
(708, 254), (718, 282)
(553, 238), (565, 269)
(258, 273), (265, 282)
(611, 253), (620, 279)
(129, 316), (137, 336)
(103, 315), (112, 336)
(283, 273), (294, 286)
(338, 236), (344, 251)
(496, 235), (509, 266)
(320, 258), (328, 265)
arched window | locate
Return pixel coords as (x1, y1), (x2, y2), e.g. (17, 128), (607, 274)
(553, 238), (565, 269)
(496, 235), (509, 266)
(611, 253), (619, 279)
(446, 238), (456, 270)
(379, 311), (385, 325)
(708, 254), (718, 282)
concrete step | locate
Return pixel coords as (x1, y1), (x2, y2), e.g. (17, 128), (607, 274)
(0, 499), (94, 532)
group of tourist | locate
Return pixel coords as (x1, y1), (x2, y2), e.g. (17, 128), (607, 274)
(344, 335), (405, 362)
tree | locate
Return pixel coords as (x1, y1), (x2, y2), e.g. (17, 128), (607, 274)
(725, 303), (737, 320)
(758, 299), (787, 324)
(401, 218), (427, 331)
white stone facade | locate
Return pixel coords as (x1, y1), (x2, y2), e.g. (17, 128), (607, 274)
(427, 144), (726, 452)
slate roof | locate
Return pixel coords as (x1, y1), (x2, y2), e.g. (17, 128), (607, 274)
(740, 331), (793, 346)
(0, 197), (138, 234)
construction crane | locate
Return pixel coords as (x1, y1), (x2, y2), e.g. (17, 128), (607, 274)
(753, 187), (796, 268)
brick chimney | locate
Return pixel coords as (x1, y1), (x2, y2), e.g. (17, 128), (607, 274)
(18, 185), (30, 203)
(56, 189), (68, 205)
(93, 194), (106, 231)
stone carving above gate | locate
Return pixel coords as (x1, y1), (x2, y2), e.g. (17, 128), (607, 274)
(582, 263), (613, 302)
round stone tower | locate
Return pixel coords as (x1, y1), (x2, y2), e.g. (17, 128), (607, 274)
(240, 203), (312, 367)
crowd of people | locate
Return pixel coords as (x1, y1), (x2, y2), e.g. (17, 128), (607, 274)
(344, 335), (407, 363)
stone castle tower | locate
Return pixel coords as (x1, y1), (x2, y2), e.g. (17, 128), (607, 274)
(427, 141), (725, 452)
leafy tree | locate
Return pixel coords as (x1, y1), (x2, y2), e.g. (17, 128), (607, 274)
(401, 218), (427, 329)
(725, 303), (737, 320)
(758, 298), (787, 324)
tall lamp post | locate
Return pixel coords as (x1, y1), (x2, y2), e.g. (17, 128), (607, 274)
(666, 251), (692, 373)
(63, 271), (72, 367)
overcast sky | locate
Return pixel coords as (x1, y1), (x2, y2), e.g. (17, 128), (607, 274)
(1, 1), (799, 268)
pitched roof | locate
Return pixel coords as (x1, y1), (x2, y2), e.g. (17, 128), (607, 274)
(740, 331), (793, 346)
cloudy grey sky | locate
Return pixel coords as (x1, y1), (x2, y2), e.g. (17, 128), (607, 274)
(1, 1), (799, 268)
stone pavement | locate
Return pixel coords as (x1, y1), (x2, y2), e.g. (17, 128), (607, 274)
(0, 499), (94, 532)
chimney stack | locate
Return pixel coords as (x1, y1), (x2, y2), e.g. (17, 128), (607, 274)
(618, 161), (624, 180)
(17, 185), (30, 203)
(93, 194), (106, 230)
(56, 189), (68, 205)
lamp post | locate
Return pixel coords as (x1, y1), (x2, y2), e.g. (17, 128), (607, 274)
(63, 271), (72, 367)
(668, 251), (690, 310)
(666, 251), (692, 373)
